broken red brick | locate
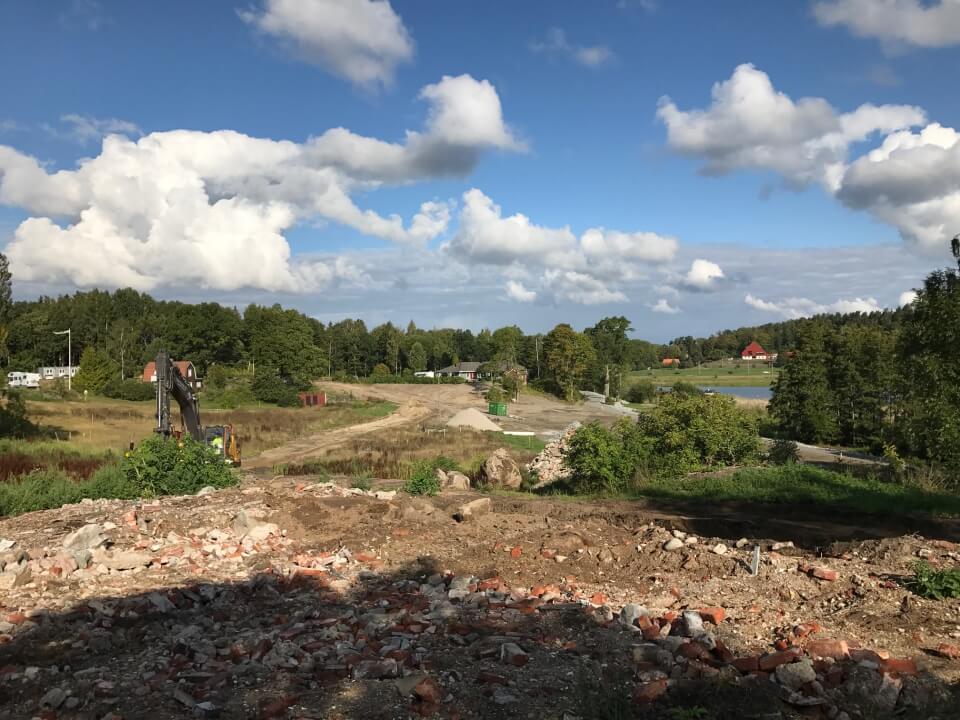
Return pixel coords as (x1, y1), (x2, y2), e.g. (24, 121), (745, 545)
(793, 622), (822, 638)
(5, 612), (28, 625)
(758, 650), (799, 671)
(883, 657), (918, 676)
(633, 679), (669, 705)
(935, 643), (960, 660)
(589, 592), (607, 607)
(811, 566), (838, 581)
(509, 546), (522, 558)
(478, 672), (507, 685)
(805, 639), (850, 660)
(677, 641), (713, 662)
(414, 677), (443, 705)
(714, 640), (734, 664)
(540, 548), (557, 559)
(698, 607), (726, 624)
(850, 648), (889, 664)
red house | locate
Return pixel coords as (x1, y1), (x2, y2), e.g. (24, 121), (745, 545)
(740, 341), (769, 361)
(142, 360), (202, 391)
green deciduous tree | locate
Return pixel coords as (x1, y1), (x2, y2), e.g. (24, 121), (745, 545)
(407, 341), (427, 372)
(544, 324), (596, 401)
(74, 346), (117, 395)
(897, 238), (960, 469)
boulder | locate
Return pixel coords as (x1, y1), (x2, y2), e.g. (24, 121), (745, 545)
(453, 498), (491, 522)
(443, 471), (471, 491)
(233, 509), (279, 541)
(62, 524), (106, 552)
(480, 449), (522, 489)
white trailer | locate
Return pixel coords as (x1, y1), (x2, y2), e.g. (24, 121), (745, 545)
(7, 371), (40, 389)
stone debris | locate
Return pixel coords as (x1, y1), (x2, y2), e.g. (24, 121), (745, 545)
(479, 448), (523, 489)
(0, 478), (954, 719)
(436, 468), (471, 491)
(527, 421), (580, 488)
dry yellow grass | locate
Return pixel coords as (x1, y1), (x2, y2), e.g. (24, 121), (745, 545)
(25, 398), (397, 459)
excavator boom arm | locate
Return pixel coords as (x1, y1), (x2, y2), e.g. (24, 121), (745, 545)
(155, 350), (203, 441)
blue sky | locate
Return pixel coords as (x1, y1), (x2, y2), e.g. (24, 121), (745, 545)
(1, 0), (958, 341)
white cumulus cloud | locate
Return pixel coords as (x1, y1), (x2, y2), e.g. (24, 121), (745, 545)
(657, 63), (925, 190)
(50, 114), (141, 145)
(814, 0), (960, 49)
(0, 76), (520, 292)
(680, 258), (725, 291)
(240, 0), (414, 89)
(505, 280), (537, 302)
(745, 293), (882, 319)
(836, 123), (960, 251)
(444, 188), (678, 304)
(899, 289), (918, 306)
(650, 298), (680, 314)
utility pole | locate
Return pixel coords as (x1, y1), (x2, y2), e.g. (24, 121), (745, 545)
(53, 329), (71, 391)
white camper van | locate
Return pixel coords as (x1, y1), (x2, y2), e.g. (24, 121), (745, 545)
(7, 371), (40, 389)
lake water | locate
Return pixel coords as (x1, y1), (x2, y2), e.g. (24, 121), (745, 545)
(699, 386), (772, 401)
(655, 385), (772, 400)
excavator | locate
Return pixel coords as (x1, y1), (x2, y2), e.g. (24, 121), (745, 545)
(154, 351), (241, 465)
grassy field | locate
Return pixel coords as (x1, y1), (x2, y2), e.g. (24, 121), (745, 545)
(24, 397), (398, 458)
(629, 363), (779, 388)
(527, 463), (960, 518)
(275, 425), (545, 481)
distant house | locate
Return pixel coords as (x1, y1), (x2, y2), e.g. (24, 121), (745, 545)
(740, 341), (769, 360)
(661, 358), (680, 368)
(484, 361), (528, 386)
(142, 360), (202, 391)
(437, 361), (482, 381)
(39, 366), (79, 380)
(413, 371), (435, 378)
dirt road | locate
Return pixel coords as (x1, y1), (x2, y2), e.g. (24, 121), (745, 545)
(246, 382), (627, 468)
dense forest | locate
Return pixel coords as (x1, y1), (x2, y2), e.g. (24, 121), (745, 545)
(665, 308), (908, 366)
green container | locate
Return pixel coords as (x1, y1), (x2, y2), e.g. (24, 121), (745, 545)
(488, 402), (508, 416)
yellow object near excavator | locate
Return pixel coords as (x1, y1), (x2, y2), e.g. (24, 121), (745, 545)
(154, 351), (241, 465)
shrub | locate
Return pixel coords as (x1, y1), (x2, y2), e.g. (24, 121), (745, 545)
(637, 392), (760, 476)
(122, 435), (236, 496)
(371, 363), (391, 377)
(431, 455), (460, 472)
(671, 381), (702, 396)
(350, 476), (373, 491)
(625, 381), (656, 404)
(767, 438), (799, 465)
(907, 561), (960, 600)
(0, 390), (37, 438)
(403, 460), (440, 496)
(485, 386), (506, 403)
(251, 369), (300, 407)
(102, 378), (155, 401)
(565, 419), (649, 495)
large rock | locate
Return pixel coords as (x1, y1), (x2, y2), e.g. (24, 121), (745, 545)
(453, 498), (491, 522)
(443, 471), (471, 491)
(479, 449), (522, 489)
(233, 510), (279, 542)
(62, 524), (106, 552)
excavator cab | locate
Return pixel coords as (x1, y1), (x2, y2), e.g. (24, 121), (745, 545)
(203, 425), (241, 466)
(154, 350), (241, 466)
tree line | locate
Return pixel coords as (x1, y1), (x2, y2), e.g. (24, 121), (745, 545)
(0, 275), (660, 403)
(769, 239), (960, 474)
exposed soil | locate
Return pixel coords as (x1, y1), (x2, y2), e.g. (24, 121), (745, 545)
(1, 475), (959, 719)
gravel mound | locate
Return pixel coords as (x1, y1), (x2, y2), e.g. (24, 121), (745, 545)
(445, 407), (503, 432)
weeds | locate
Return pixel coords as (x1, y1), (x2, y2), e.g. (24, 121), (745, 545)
(403, 460), (441, 496)
(907, 561), (960, 600)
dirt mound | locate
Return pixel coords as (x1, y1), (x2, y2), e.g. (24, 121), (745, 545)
(445, 407), (502, 432)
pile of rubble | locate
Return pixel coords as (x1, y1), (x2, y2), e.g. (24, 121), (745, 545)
(526, 421), (579, 488)
(1, 478), (959, 718)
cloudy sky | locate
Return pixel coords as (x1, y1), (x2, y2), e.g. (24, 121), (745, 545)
(1, 0), (959, 341)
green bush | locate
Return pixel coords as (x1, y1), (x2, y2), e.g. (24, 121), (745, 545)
(403, 460), (441, 496)
(637, 392), (760, 476)
(431, 455), (460, 472)
(0, 390), (37, 438)
(122, 435), (236, 497)
(907, 561), (960, 600)
(565, 419), (649, 495)
(102, 378), (156, 401)
(670, 381), (702, 396)
(251, 369), (300, 406)
(485, 386), (506, 403)
(625, 381), (656, 404)
(767, 438), (799, 465)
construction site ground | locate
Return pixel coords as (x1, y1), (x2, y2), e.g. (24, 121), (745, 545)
(3, 384), (960, 719)
(2, 471), (960, 720)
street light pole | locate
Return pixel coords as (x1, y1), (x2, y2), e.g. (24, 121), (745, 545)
(53, 329), (71, 391)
